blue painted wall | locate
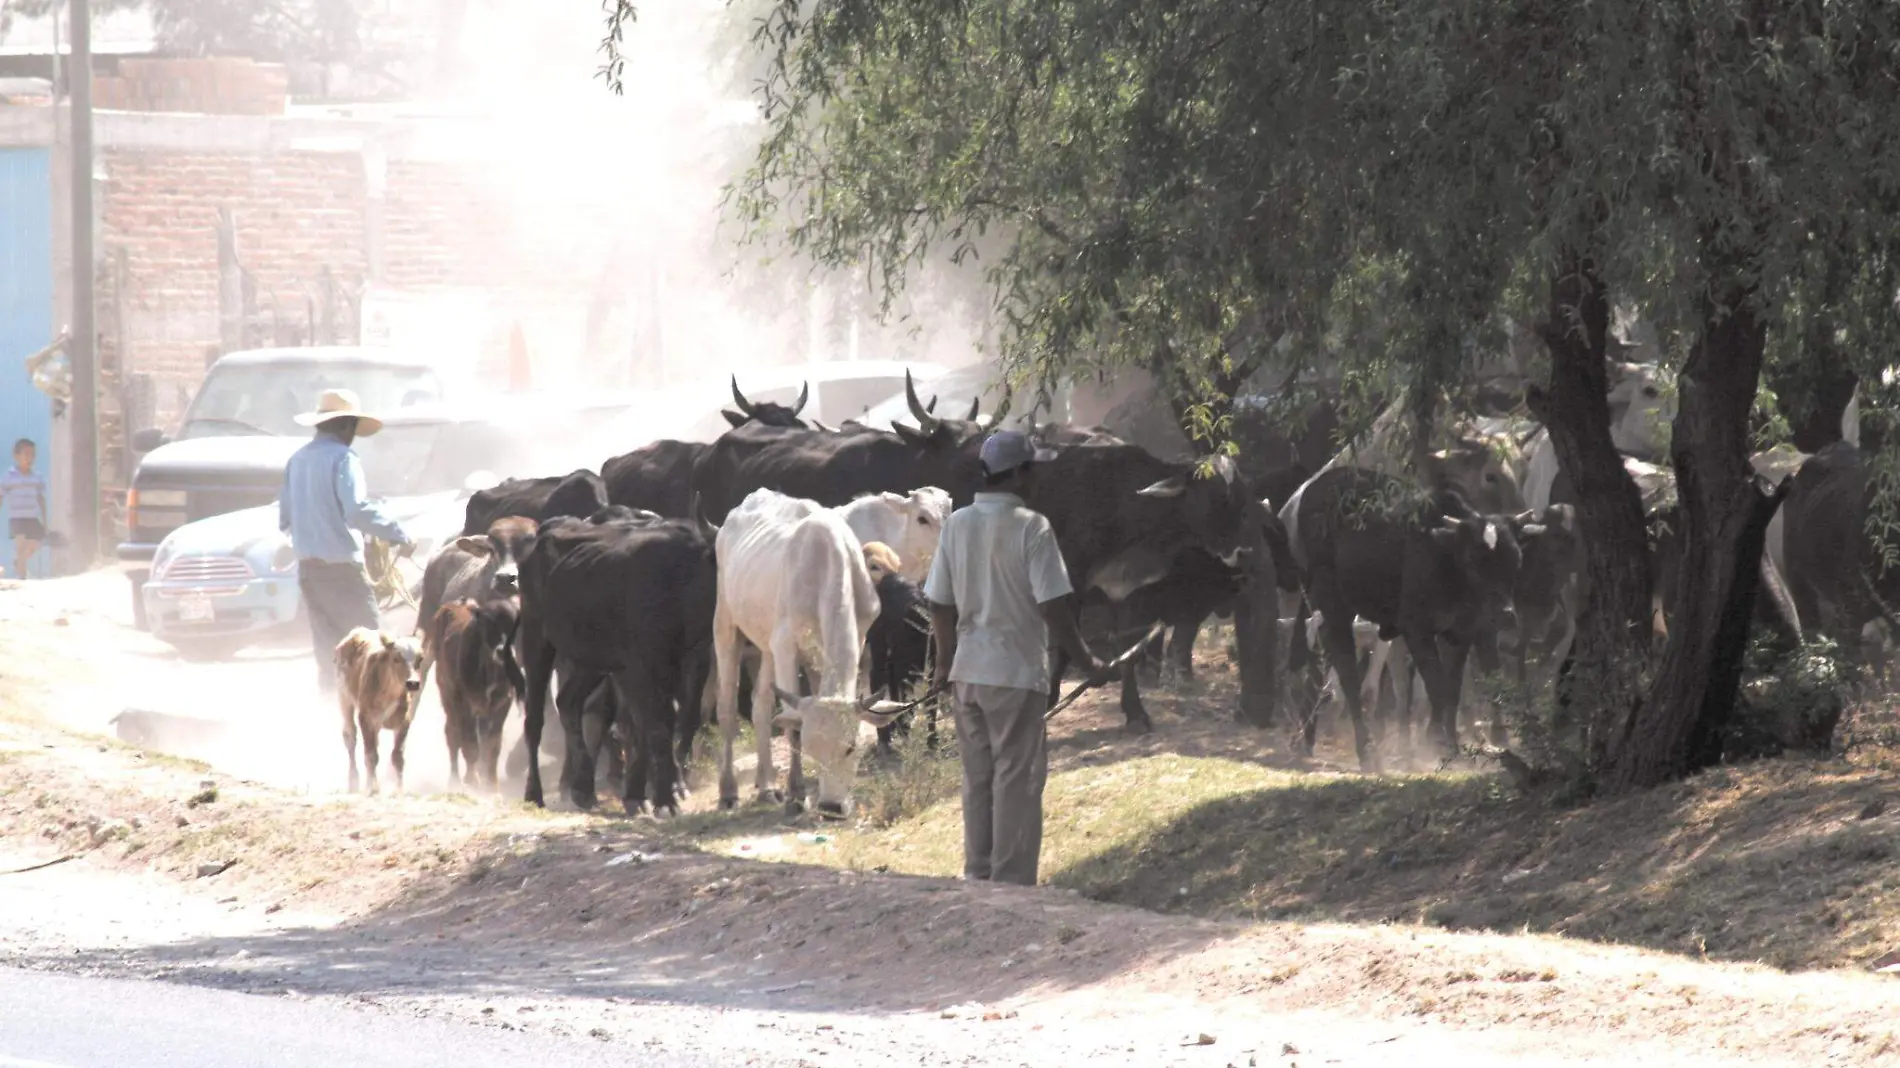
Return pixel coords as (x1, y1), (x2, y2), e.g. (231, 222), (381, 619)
(0, 148), (55, 577)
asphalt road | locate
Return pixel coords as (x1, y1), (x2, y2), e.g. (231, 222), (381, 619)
(0, 968), (711, 1068)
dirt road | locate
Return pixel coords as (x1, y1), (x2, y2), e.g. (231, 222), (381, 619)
(5, 573), (1900, 1066)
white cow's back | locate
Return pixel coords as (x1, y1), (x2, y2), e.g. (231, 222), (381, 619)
(716, 489), (880, 698)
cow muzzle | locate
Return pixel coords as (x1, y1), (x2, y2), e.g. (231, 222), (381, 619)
(493, 570), (519, 591)
(405, 679), (422, 692)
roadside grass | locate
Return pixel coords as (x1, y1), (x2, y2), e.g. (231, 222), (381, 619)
(675, 735), (1900, 971)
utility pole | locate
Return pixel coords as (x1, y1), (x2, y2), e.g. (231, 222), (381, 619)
(70, 0), (99, 566)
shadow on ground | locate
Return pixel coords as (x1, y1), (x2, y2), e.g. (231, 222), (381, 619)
(1047, 755), (1900, 971)
(7, 824), (1232, 1018)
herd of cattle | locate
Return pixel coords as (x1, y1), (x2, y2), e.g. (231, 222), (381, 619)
(337, 364), (1891, 812)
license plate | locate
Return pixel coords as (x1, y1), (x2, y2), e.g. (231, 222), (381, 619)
(176, 594), (215, 624)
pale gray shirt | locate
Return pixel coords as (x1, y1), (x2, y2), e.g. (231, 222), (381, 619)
(924, 492), (1074, 691)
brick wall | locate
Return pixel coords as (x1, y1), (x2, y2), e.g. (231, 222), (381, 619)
(94, 58), (289, 116)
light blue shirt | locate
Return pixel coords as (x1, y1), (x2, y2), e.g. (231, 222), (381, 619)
(278, 434), (409, 564)
(0, 465), (45, 521)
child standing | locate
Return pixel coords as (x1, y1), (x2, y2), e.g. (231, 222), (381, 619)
(2, 439), (48, 579)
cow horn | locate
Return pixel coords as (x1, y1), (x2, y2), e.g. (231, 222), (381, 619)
(793, 380), (810, 416)
(730, 375), (758, 418)
(906, 370), (939, 432)
(968, 395), (981, 421)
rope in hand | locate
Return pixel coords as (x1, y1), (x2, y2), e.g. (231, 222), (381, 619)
(365, 537), (418, 613)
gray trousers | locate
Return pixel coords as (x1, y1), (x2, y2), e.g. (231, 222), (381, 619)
(953, 682), (1049, 886)
(299, 559), (381, 694)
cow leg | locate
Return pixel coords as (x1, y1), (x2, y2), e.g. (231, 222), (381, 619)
(359, 712), (382, 796)
(1406, 634), (1469, 761)
(443, 691), (463, 788)
(633, 671), (681, 816)
(1119, 657), (1152, 734)
(1381, 638), (1415, 757)
(712, 604), (746, 809)
(1316, 603), (1378, 772)
(1363, 638), (1391, 747)
(519, 625), (557, 808)
(561, 674), (601, 810)
(339, 693), (360, 793)
(477, 705), (506, 794)
(753, 646), (785, 804)
(1166, 617), (1200, 680)
(390, 707), (411, 796)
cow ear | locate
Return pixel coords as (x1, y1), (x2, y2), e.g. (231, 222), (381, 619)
(1429, 527), (1462, 550)
(1519, 524), (1548, 539)
(892, 420), (927, 445)
(1137, 474), (1188, 499)
(721, 409), (746, 428)
(381, 633), (396, 649)
(453, 536), (491, 557)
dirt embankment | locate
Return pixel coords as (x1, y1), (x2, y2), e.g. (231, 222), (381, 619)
(6, 573), (1900, 1066)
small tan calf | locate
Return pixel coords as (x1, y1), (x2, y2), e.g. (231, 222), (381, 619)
(335, 627), (425, 794)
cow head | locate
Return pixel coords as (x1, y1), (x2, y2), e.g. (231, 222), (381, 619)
(1607, 361), (1675, 461)
(1507, 504), (1583, 643)
(771, 687), (903, 817)
(1137, 454), (1250, 566)
(1425, 441), (1525, 517)
(380, 632), (425, 693)
(891, 371), (992, 503)
(452, 515), (539, 595)
(862, 540), (903, 581)
(725, 375), (811, 429)
(1426, 512), (1524, 638)
(875, 487), (951, 580)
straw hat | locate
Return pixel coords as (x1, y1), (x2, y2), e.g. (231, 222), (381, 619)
(293, 389), (383, 436)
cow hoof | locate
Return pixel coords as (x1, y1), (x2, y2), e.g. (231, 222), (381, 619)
(782, 798), (806, 817)
(1122, 718), (1154, 736)
(718, 794), (739, 811)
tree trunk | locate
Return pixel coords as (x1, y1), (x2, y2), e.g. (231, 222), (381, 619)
(1603, 287), (1773, 790)
(1525, 258), (1653, 772)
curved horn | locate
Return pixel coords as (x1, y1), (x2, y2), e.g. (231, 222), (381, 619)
(730, 375), (758, 418)
(793, 380), (810, 416)
(905, 370), (939, 432)
(968, 395), (982, 421)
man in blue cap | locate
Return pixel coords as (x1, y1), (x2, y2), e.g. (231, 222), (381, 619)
(924, 429), (1112, 886)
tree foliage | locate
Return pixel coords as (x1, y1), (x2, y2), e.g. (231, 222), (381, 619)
(614, 0), (1900, 785)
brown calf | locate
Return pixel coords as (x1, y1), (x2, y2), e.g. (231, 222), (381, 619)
(336, 627), (425, 794)
(428, 598), (524, 792)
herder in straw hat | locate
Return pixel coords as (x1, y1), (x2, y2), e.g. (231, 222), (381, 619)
(278, 389), (414, 694)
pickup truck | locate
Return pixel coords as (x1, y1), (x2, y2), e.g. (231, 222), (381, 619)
(118, 346), (445, 627)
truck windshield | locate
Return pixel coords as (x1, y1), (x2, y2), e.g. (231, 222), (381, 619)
(178, 363), (443, 439)
(355, 419), (518, 499)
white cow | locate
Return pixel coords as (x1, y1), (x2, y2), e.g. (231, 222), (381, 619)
(834, 487), (952, 583)
(712, 489), (897, 815)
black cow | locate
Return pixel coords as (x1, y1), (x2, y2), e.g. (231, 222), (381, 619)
(694, 372), (988, 522)
(1295, 468), (1530, 769)
(516, 510), (719, 811)
(601, 377), (813, 518)
(866, 569), (933, 753)
(1784, 442), (1900, 658)
(1023, 445), (1255, 733)
(463, 470), (608, 536)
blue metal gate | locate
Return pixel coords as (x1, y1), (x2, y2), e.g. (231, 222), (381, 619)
(0, 148), (55, 577)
